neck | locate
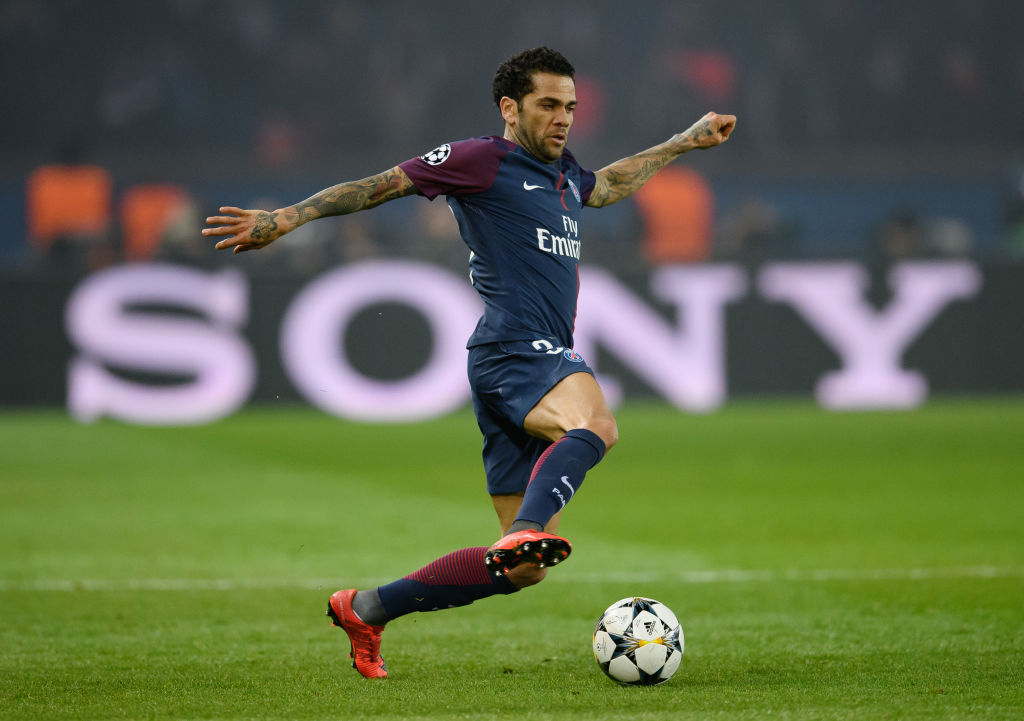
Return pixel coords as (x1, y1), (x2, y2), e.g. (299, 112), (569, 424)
(503, 126), (557, 164)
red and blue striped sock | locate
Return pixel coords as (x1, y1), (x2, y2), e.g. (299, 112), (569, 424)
(376, 547), (518, 620)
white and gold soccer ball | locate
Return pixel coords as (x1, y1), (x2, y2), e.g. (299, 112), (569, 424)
(592, 596), (684, 685)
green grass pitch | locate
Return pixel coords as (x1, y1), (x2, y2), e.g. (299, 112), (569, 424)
(1, 400), (1022, 720)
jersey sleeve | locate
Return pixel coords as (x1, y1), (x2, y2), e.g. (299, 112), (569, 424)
(561, 147), (596, 205)
(578, 167), (597, 205)
(399, 137), (508, 200)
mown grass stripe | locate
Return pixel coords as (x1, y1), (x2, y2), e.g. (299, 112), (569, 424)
(3, 565), (1021, 592)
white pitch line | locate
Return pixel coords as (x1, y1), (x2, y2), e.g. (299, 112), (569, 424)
(556, 565), (1024, 585)
(0, 566), (1021, 592)
(0, 577), (343, 592)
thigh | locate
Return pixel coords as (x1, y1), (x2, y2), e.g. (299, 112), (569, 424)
(468, 340), (596, 430)
(523, 370), (617, 447)
(469, 341), (600, 493)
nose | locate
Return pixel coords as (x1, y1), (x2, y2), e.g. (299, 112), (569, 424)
(554, 106), (571, 127)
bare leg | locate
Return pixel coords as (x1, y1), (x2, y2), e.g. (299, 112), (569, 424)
(491, 492), (562, 588)
(523, 371), (618, 449)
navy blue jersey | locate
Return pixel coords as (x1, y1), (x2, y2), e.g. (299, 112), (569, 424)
(399, 136), (596, 349)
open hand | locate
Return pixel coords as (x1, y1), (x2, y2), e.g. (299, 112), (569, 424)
(202, 207), (285, 253)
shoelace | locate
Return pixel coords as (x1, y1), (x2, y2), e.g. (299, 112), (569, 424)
(351, 627), (383, 665)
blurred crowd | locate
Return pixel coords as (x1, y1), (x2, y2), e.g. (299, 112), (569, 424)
(6, 0), (1021, 162)
(3, 0), (1023, 273)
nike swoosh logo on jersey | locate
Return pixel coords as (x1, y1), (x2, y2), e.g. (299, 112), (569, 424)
(523, 181), (544, 191)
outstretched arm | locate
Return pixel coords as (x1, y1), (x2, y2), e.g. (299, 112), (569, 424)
(203, 166), (417, 253)
(586, 112), (736, 208)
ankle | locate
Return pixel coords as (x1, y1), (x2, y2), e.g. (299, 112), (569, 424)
(352, 589), (389, 626)
(506, 519), (543, 534)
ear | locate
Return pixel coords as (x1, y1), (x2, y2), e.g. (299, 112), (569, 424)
(499, 96), (519, 127)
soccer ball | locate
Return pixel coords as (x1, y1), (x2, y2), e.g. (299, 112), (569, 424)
(592, 596), (684, 685)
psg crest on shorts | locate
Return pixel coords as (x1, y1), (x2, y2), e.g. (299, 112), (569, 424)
(564, 349), (583, 362)
(421, 144), (451, 166)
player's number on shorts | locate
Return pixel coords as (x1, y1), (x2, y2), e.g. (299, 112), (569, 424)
(532, 339), (565, 355)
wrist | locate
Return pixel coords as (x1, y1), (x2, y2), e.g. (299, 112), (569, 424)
(669, 132), (697, 155)
(276, 207), (300, 233)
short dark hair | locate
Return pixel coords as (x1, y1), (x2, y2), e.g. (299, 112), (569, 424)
(492, 46), (575, 107)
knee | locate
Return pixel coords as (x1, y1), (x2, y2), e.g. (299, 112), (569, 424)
(604, 418), (619, 451)
(588, 416), (618, 453)
(506, 564), (549, 589)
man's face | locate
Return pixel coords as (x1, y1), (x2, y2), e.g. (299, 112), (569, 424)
(502, 71), (576, 163)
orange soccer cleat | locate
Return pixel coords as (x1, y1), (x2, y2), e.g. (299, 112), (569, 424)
(326, 589), (388, 679)
(484, 529), (572, 576)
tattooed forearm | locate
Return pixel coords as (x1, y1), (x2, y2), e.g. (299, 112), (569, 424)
(587, 115), (728, 208)
(291, 167), (416, 226)
(588, 145), (678, 208)
(207, 167), (418, 253)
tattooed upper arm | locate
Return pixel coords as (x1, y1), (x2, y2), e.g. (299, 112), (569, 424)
(369, 166), (418, 206)
(586, 173), (612, 208)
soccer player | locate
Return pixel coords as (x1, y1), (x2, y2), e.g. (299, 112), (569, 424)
(204, 47), (735, 679)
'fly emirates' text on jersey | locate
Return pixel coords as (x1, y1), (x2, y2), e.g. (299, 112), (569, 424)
(399, 136), (596, 349)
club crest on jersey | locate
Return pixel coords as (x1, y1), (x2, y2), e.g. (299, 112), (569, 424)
(421, 144), (451, 166)
(567, 178), (581, 203)
(563, 349), (583, 362)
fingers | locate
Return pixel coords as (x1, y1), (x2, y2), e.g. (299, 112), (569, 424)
(215, 238), (243, 250)
(203, 208), (248, 229)
(202, 227), (236, 242)
(203, 207), (252, 250)
(684, 112), (737, 149)
(204, 226), (245, 245)
(711, 113), (736, 132)
(205, 225), (248, 249)
(204, 215), (243, 226)
(717, 114), (737, 139)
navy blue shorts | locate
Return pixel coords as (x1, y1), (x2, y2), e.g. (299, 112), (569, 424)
(467, 340), (595, 495)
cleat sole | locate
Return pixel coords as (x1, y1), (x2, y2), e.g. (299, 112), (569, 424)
(484, 534), (572, 575)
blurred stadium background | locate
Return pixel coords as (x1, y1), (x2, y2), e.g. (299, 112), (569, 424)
(1, 0), (1023, 418)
